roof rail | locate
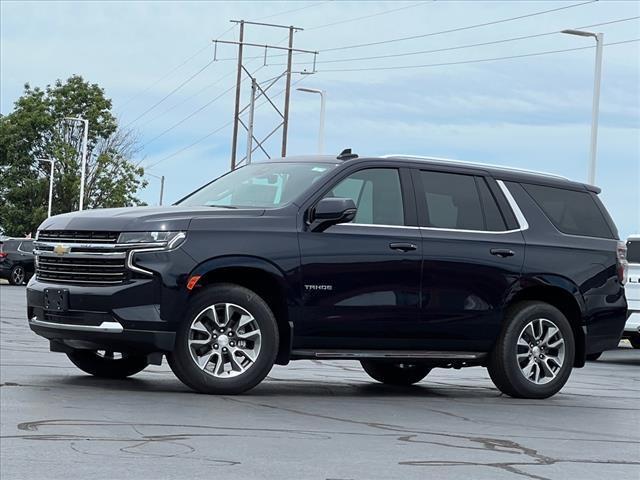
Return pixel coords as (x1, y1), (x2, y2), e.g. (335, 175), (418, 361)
(381, 154), (569, 181)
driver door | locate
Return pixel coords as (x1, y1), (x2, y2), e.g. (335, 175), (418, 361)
(296, 167), (423, 350)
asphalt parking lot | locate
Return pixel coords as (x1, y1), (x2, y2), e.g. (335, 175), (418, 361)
(1, 284), (638, 480)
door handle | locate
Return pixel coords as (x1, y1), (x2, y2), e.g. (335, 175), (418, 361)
(490, 248), (515, 258)
(389, 242), (417, 252)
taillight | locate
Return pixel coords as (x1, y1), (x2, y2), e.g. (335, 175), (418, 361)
(617, 241), (628, 284)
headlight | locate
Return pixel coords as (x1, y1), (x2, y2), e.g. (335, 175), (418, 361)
(118, 231), (185, 246)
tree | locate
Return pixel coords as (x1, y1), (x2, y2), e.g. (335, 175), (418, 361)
(0, 75), (147, 237)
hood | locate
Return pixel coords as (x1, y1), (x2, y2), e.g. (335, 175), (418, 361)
(38, 206), (266, 232)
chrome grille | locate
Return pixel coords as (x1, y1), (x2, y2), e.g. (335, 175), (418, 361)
(35, 230), (128, 285)
(38, 230), (119, 243)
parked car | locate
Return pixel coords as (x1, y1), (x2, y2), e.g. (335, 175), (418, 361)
(0, 238), (35, 285)
(623, 234), (640, 348)
(25, 152), (628, 399)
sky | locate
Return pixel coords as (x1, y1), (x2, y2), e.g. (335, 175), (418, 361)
(1, 0), (639, 238)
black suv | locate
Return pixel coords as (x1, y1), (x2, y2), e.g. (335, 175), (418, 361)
(26, 153), (628, 399)
(1, 238), (35, 285)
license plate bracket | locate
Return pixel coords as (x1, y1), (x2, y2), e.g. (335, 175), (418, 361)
(44, 288), (69, 312)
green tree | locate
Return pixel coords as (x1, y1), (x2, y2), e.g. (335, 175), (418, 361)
(0, 75), (147, 237)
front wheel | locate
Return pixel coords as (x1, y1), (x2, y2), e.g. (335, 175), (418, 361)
(9, 265), (26, 285)
(488, 301), (575, 399)
(168, 283), (279, 395)
(360, 360), (431, 386)
(67, 350), (149, 378)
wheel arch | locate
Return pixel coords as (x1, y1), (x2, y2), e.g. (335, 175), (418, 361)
(188, 255), (295, 365)
(505, 276), (586, 368)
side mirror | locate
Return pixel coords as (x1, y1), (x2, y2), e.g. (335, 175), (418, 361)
(310, 197), (357, 232)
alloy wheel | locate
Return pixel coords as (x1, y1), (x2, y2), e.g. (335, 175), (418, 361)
(11, 267), (25, 284)
(188, 303), (262, 378)
(516, 318), (565, 385)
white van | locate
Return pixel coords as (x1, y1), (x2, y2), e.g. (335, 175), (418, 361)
(624, 234), (640, 348)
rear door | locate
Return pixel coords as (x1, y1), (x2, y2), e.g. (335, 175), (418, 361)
(412, 168), (525, 351)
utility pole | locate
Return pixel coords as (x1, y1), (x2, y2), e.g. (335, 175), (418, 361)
(281, 26), (294, 158)
(561, 29), (604, 185)
(37, 158), (56, 218)
(230, 20), (245, 170)
(146, 172), (166, 206)
(64, 117), (89, 210)
(246, 78), (257, 165)
(215, 20), (317, 170)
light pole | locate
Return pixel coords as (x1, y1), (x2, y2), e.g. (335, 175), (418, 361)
(146, 172), (165, 206)
(297, 87), (326, 154)
(64, 117), (89, 210)
(561, 29), (603, 185)
(37, 158), (56, 218)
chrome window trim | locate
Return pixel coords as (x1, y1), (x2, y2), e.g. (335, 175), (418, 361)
(29, 318), (124, 333)
(331, 223), (419, 230)
(496, 180), (529, 231)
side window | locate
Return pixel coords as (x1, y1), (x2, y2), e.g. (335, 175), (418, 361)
(476, 178), (507, 231)
(325, 168), (404, 226)
(419, 171), (484, 230)
(19, 241), (34, 252)
(523, 183), (614, 238)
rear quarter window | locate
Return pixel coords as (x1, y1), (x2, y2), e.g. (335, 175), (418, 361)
(522, 184), (614, 239)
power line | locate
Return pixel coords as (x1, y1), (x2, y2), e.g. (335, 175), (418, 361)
(123, 59), (216, 128)
(145, 76), (309, 170)
(305, 16), (639, 65)
(317, 38), (639, 73)
(320, 0), (598, 53)
(256, 0), (332, 21)
(306, 1), (433, 31)
(118, 44), (211, 110)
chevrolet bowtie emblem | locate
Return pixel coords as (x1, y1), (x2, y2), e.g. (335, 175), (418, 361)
(53, 244), (70, 256)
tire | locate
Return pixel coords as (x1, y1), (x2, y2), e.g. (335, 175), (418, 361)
(360, 360), (431, 386)
(630, 336), (640, 349)
(586, 352), (603, 361)
(488, 301), (575, 399)
(167, 283), (279, 395)
(9, 265), (25, 285)
(67, 350), (149, 378)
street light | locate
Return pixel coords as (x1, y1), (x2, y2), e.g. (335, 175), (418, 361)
(561, 29), (604, 185)
(145, 172), (165, 206)
(64, 117), (89, 210)
(37, 158), (56, 218)
(297, 87), (326, 154)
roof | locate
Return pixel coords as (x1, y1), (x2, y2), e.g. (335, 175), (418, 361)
(261, 153), (597, 192)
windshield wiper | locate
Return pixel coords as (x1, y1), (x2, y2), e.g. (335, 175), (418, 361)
(206, 204), (239, 209)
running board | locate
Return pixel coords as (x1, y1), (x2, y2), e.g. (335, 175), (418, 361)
(290, 349), (487, 361)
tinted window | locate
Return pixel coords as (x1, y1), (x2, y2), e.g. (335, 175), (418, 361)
(477, 178), (507, 231)
(19, 241), (34, 252)
(627, 239), (640, 264)
(523, 184), (613, 238)
(420, 171), (484, 230)
(326, 168), (404, 225)
(2, 240), (19, 252)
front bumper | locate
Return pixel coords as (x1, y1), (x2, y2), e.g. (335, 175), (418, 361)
(26, 276), (183, 353)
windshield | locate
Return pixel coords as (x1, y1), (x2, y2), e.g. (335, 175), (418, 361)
(178, 162), (338, 208)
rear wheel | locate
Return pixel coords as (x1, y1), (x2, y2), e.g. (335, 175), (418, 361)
(168, 283), (278, 395)
(9, 265), (25, 285)
(360, 360), (431, 386)
(488, 301), (575, 399)
(67, 350), (149, 378)
(629, 336), (640, 349)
